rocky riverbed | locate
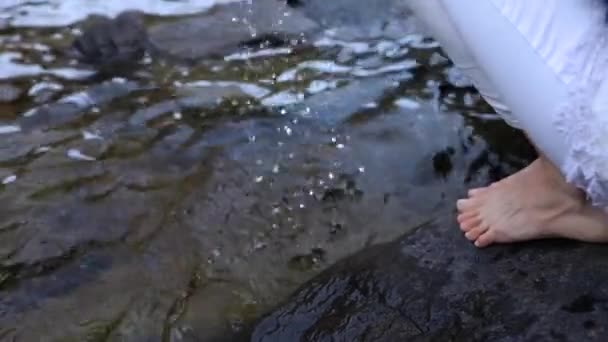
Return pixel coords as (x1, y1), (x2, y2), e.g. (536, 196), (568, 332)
(0, 0), (537, 341)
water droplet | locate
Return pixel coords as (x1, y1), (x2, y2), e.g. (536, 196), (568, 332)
(255, 176), (264, 183)
(358, 166), (366, 173)
(254, 241), (267, 250)
(173, 111), (183, 120)
(272, 164), (280, 173)
(328, 172), (335, 180)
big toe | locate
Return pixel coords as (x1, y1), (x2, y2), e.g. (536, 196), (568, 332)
(468, 187), (489, 197)
(457, 198), (479, 212)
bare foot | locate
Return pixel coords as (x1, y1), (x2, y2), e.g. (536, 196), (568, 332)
(456, 157), (608, 248)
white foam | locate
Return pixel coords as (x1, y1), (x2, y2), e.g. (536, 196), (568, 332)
(394, 97), (420, 110)
(0, 125), (21, 134)
(67, 149), (96, 161)
(185, 80), (271, 99)
(224, 47), (293, 61)
(2, 174), (17, 185)
(0, 52), (95, 79)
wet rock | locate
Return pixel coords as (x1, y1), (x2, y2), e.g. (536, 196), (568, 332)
(289, 0), (407, 27)
(0, 130), (74, 164)
(28, 81), (64, 104)
(0, 83), (22, 103)
(288, 0), (414, 40)
(17, 79), (139, 131)
(148, 0), (319, 61)
(129, 84), (261, 126)
(251, 216), (608, 341)
(293, 72), (412, 126)
(69, 11), (148, 70)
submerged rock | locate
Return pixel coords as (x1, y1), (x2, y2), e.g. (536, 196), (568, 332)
(251, 216), (608, 341)
(148, 0), (319, 62)
(68, 0), (319, 69)
(66, 0), (418, 69)
(0, 83), (22, 103)
(69, 11), (149, 70)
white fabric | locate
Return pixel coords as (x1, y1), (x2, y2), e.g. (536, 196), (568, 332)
(407, 0), (608, 206)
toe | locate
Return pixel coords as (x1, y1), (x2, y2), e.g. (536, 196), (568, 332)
(456, 198), (478, 212)
(464, 223), (489, 240)
(468, 187), (488, 197)
(457, 211), (478, 224)
(474, 230), (495, 248)
(460, 216), (482, 232)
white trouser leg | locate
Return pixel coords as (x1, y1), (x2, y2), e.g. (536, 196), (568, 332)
(406, 0), (518, 127)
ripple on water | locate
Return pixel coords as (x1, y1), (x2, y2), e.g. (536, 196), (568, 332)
(0, 52), (95, 80)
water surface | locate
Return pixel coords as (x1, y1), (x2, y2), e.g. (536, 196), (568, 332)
(0, 1), (534, 340)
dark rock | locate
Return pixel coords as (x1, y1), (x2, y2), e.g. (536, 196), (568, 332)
(0, 83), (23, 103)
(251, 216), (608, 341)
(69, 11), (148, 70)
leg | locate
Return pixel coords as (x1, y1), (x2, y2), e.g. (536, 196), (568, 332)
(408, 0), (608, 247)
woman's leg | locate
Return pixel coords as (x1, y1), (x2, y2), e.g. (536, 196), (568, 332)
(408, 0), (608, 247)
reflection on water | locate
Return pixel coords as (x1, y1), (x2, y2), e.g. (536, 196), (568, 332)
(0, 0), (535, 341)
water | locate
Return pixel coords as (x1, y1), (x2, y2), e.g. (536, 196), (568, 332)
(2, 0), (239, 27)
(0, 1), (535, 340)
